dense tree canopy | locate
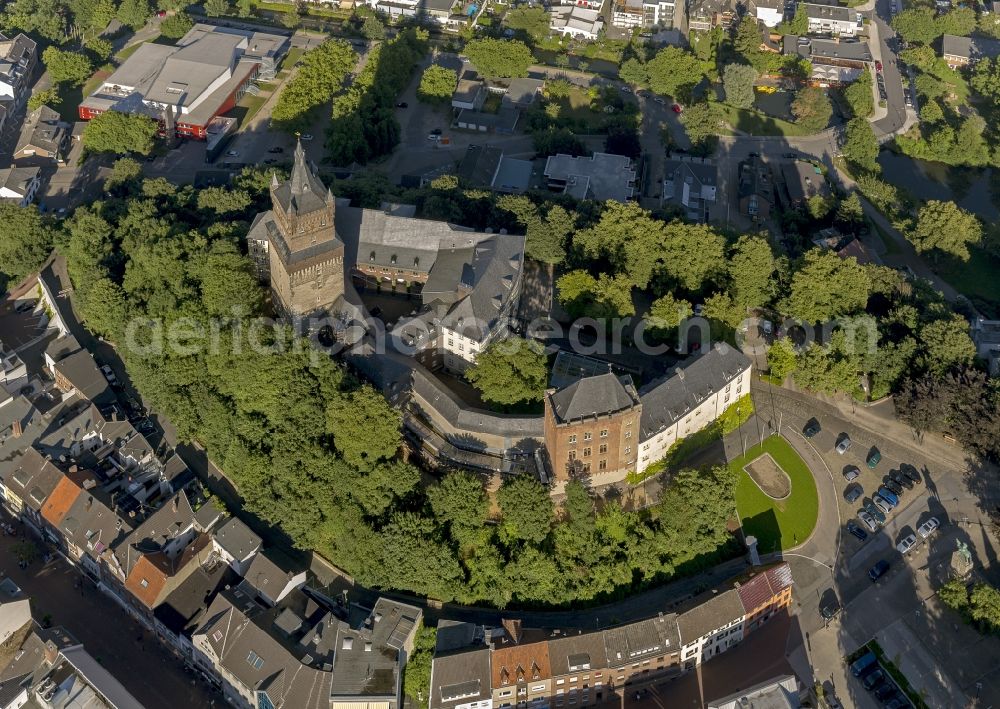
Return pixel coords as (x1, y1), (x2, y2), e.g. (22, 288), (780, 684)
(646, 46), (705, 100)
(465, 338), (549, 407)
(463, 38), (533, 79)
(843, 68), (874, 118)
(791, 86), (832, 132)
(82, 111), (158, 155)
(911, 200), (982, 260)
(502, 6), (551, 42)
(723, 63), (757, 109)
(417, 64), (458, 106)
(272, 39), (356, 131)
(785, 249), (872, 322)
(0, 204), (53, 285)
(42, 46), (94, 86)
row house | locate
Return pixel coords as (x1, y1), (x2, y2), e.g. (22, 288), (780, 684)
(0, 32), (37, 108)
(429, 564), (794, 709)
(802, 3), (862, 37)
(610, 0), (675, 29)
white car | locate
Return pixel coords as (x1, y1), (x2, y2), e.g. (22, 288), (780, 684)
(917, 517), (940, 539)
(620, 85), (632, 93)
(896, 534), (917, 554)
(874, 496), (893, 516)
(653, 97), (665, 105)
(836, 436), (852, 454)
(100, 365), (118, 385)
(226, 150), (239, 157)
(300, 134), (314, 141)
(858, 511), (878, 533)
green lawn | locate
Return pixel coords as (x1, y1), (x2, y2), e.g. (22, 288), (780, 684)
(279, 46), (305, 72)
(733, 435), (819, 553)
(717, 103), (815, 137)
(935, 246), (1000, 318)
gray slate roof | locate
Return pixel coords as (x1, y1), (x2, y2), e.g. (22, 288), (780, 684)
(244, 550), (296, 601)
(3, 447), (64, 512)
(0, 166), (38, 198)
(676, 589), (746, 644)
(272, 141), (331, 217)
(431, 646), (492, 709)
(941, 33), (1000, 61)
(458, 144), (503, 187)
(603, 613), (679, 666)
(638, 344), (751, 440)
(547, 632), (609, 675)
(113, 491), (196, 578)
(52, 348), (111, 402)
(15, 105), (68, 157)
(214, 516), (262, 562)
(802, 2), (854, 21)
(548, 373), (640, 424)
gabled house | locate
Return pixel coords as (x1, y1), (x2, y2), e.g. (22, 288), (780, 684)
(14, 105), (71, 165)
(0, 447), (64, 529)
(192, 587), (337, 709)
(0, 32), (37, 105)
(941, 34), (1000, 68)
(0, 166), (41, 206)
(212, 516), (262, 576)
(779, 160), (830, 207)
(677, 589), (746, 668)
(662, 158), (717, 222)
(242, 551), (306, 607)
(738, 155), (774, 222)
(491, 639), (552, 708)
(802, 2), (862, 36)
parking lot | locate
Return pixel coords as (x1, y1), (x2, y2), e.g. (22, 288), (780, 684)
(0, 292), (52, 351)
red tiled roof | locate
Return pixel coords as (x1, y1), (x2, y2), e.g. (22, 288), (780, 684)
(124, 554), (168, 609)
(40, 475), (83, 527)
(736, 572), (775, 613)
(763, 562), (793, 594)
(492, 641), (552, 688)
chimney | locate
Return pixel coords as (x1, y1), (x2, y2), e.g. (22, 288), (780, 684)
(43, 640), (59, 665)
(85, 496), (93, 511)
(172, 496), (179, 512)
(12, 420), (22, 438)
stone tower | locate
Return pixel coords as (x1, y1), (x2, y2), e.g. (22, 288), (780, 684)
(266, 141), (345, 319)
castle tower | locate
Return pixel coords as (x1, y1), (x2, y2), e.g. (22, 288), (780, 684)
(266, 141), (345, 319)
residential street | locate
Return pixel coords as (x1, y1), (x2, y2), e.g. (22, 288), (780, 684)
(0, 521), (219, 708)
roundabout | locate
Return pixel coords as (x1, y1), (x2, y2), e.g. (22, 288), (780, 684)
(733, 434), (820, 554)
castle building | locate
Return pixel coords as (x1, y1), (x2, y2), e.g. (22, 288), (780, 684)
(246, 141), (346, 318)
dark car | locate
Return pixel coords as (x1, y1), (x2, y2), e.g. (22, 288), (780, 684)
(804, 419), (821, 438)
(267, 147), (284, 153)
(396, 101), (408, 108)
(845, 484), (864, 504)
(847, 520), (868, 541)
(865, 500), (886, 524)
(884, 694), (908, 709)
(882, 477), (903, 496)
(874, 683), (896, 701)
(891, 469), (913, 490)
(867, 447), (882, 468)
(862, 669), (885, 690)
(869, 559), (890, 582)
(901, 463), (923, 485)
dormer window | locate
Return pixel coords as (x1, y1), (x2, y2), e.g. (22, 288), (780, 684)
(390, 254), (397, 265)
(370, 251), (376, 262)
(414, 256), (419, 267)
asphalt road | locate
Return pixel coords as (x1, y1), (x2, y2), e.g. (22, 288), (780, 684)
(868, 0), (908, 137)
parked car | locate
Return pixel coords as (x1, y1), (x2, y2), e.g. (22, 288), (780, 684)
(874, 496), (893, 516)
(896, 533), (917, 554)
(874, 683), (896, 701)
(858, 511), (878, 533)
(803, 419), (821, 438)
(868, 559), (890, 581)
(876, 60), (883, 71)
(843, 465), (861, 481)
(877, 487), (899, 507)
(672, 103), (683, 113)
(653, 96), (665, 105)
(891, 469), (913, 490)
(850, 651), (878, 676)
(900, 464), (922, 485)
(884, 695), (907, 709)
(917, 517), (940, 539)
(14, 301), (35, 313)
(226, 150), (239, 157)
(396, 101), (408, 108)
(267, 147), (284, 153)
(863, 669), (885, 690)
(620, 85), (632, 93)
(864, 500), (886, 524)
(848, 519), (870, 539)
(845, 484), (864, 504)
(99, 365), (117, 386)
(836, 435), (852, 454)
(300, 134), (314, 141)
(867, 447), (882, 468)
(882, 478), (903, 496)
